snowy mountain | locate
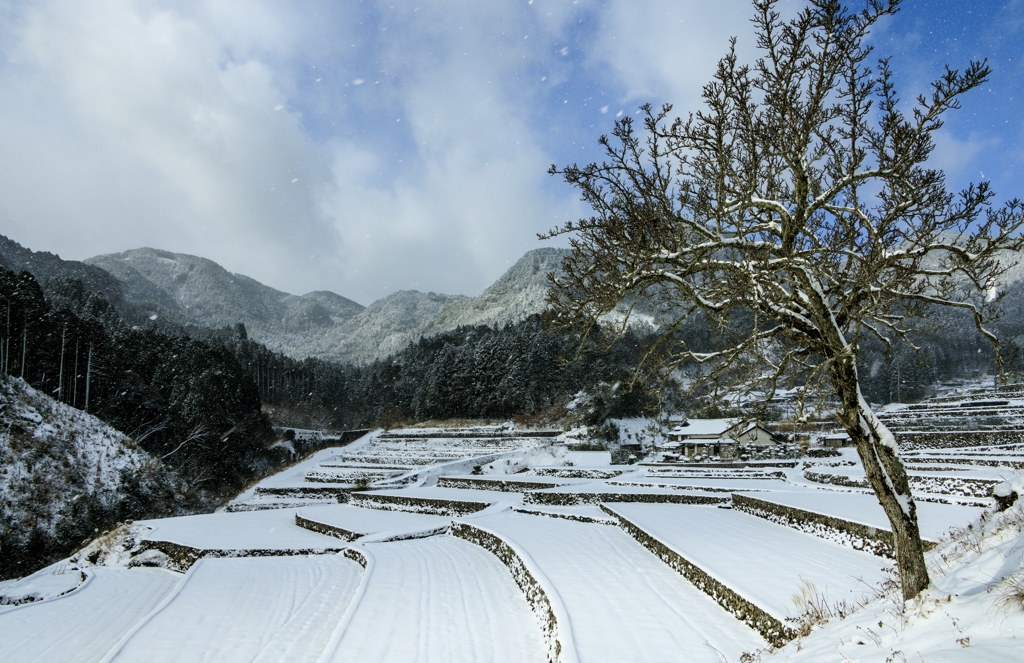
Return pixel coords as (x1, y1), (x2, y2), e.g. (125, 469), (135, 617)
(428, 248), (567, 332)
(292, 248), (569, 364)
(83, 245), (569, 365)
(85, 248), (365, 334)
(293, 289), (469, 365)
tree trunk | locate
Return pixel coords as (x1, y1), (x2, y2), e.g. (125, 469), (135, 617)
(58, 326), (66, 402)
(85, 344), (92, 413)
(830, 355), (930, 601)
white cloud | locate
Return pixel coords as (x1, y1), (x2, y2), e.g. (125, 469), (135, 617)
(321, 0), (582, 300)
(586, 0), (753, 109)
(0, 0), (806, 304)
(0, 0), (344, 295)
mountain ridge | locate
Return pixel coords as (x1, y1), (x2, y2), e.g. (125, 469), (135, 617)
(81, 243), (569, 365)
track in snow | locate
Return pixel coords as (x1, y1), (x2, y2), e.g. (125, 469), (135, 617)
(470, 510), (764, 663)
(104, 555), (362, 663)
(324, 536), (546, 663)
(0, 567), (179, 663)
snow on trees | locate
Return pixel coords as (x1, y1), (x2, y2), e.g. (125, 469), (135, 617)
(543, 0), (1024, 600)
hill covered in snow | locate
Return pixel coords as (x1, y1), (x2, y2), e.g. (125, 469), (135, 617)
(0, 375), (180, 579)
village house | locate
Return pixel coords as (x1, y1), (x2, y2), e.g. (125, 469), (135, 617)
(665, 418), (781, 460)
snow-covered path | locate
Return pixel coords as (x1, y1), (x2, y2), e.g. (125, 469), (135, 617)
(469, 510), (764, 662)
(103, 555), (362, 663)
(0, 567), (179, 663)
(323, 536), (546, 663)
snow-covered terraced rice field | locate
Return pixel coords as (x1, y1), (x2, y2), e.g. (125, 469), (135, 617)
(337, 434), (546, 465)
(7, 419), (1020, 663)
(357, 485), (522, 506)
(138, 508), (342, 551)
(523, 482), (729, 506)
(305, 468), (405, 483)
(0, 567), (179, 663)
(322, 537), (546, 663)
(104, 555), (363, 663)
(468, 510), (764, 662)
(604, 503), (888, 620)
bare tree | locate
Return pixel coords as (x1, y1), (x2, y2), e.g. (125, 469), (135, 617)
(544, 0), (1024, 601)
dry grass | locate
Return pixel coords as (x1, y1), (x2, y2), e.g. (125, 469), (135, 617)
(787, 578), (870, 637)
(995, 568), (1024, 612)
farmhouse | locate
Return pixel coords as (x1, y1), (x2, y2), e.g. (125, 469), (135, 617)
(666, 419), (781, 460)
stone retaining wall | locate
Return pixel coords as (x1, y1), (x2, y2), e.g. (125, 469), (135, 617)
(254, 486), (351, 500)
(523, 491), (727, 507)
(225, 501), (318, 512)
(349, 492), (491, 516)
(731, 493), (908, 558)
(607, 481), (739, 493)
(437, 476), (565, 492)
(450, 522), (566, 663)
(343, 547), (369, 568)
(142, 540), (344, 572)
(533, 468), (622, 479)
(379, 430), (561, 439)
(896, 430), (1024, 449)
(510, 506), (617, 525)
(295, 514), (362, 541)
(909, 457), (1024, 469)
(306, 470), (400, 484)
(599, 505), (795, 647)
(803, 471), (998, 498)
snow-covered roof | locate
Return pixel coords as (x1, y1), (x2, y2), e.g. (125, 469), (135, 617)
(669, 419), (739, 437)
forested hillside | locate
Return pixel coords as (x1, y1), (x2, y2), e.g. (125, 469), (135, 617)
(0, 375), (180, 579)
(0, 267), (285, 577)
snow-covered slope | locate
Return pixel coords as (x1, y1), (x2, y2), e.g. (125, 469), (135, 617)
(760, 491), (1024, 662)
(427, 248), (567, 332)
(304, 289), (466, 365)
(0, 375), (170, 577)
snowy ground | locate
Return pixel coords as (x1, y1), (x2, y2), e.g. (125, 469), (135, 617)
(604, 503), (888, 621)
(468, 509), (764, 662)
(2, 423), (1022, 662)
(322, 537), (546, 663)
(0, 567), (179, 663)
(138, 508), (344, 550)
(105, 555), (362, 663)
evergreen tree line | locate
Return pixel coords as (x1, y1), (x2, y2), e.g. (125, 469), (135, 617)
(213, 316), (661, 429)
(0, 268), (278, 499)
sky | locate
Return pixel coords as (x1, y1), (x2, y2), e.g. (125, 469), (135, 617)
(1, 0), (1021, 305)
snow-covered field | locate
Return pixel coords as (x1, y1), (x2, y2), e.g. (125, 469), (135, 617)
(2, 423), (1022, 662)
(467, 510), (764, 662)
(0, 567), (179, 663)
(322, 537), (546, 663)
(106, 555), (362, 663)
